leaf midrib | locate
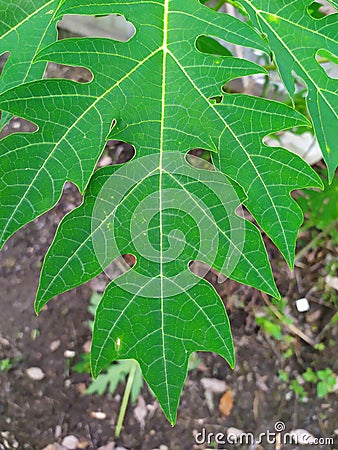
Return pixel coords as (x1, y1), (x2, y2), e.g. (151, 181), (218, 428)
(159, 0), (171, 423)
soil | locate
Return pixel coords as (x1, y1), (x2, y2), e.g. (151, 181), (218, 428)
(0, 31), (337, 450)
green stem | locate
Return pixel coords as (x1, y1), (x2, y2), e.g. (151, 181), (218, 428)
(212, 0), (226, 11)
(263, 57), (330, 72)
(261, 75), (270, 98)
(115, 361), (137, 438)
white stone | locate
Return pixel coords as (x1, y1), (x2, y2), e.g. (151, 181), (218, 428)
(295, 298), (310, 312)
(97, 444), (115, 450)
(200, 377), (226, 393)
(61, 435), (79, 449)
(49, 340), (61, 352)
(289, 429), (316, 444)
(26, 367), (45, 381)
(90, 411), (106, 420)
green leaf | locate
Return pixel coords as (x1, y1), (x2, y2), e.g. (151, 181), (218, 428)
(298, 171), (338, 231)
(255, 316), (283, 340)
(86, 360), (142, 401)
(0, 0), (270, 249)
(240, 0), (338, 181)
(326, 0), (338, 9)
(0, 1), (64, 128)
(0, 0), (323, 423)
(308, 2), (326, 19)
(302, 368), (317, 383)
(35, 153), (281, 422)
(0, 2), (321, 264)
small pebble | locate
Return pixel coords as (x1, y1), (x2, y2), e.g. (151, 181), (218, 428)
(55, 425), (62, 439)
(64, 350), (76, 358)
(61, 435), (79, 450)
(90, 411), (107, 420)
(295, 297), (310, 312)
(26, 367), (45, 381)
(50, 340), (61, 352)
(200, 377), (226, 393)
(0, 337), (10, 347)
(98, 444), (115, 450)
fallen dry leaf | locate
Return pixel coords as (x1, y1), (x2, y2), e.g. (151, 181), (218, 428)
(77, 440), (89, 449)
(75, 383), (87, 395)
(219, 390), (234, 417)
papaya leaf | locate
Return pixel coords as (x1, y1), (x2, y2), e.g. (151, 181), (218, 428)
(239, 0), (338, 181)
(35, 152), (281, 422)
(326, 0), (338, 9)
(0, 0), (66, 128)
(0, 0), (270, 248)
(0, 1), (321, 262)
(0, 0), (324, 423)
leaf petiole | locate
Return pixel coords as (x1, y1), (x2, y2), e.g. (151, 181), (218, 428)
(115, 361), (138, 437)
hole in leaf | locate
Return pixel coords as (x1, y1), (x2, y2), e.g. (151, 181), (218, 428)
(308, 1), (326, 18)
(189, 260), (229, 287)
(222, 75), (258, 95)
(45, 62), (93, 83)
(209, 95), (223, 104)
(186, 149), (215, 170)
(58, 14), (136, 42)
(104, 254), (136, 281)
(0, 116), (38, 140)
(316, 49), (338, 79)
(196, 35), (233, 57)
(264, 132), (322, 166)
(200, 0), (248, 19)
(104, 140), (135, 165)
(307, 1), (336, 18)
(0, 51), (9, 75)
